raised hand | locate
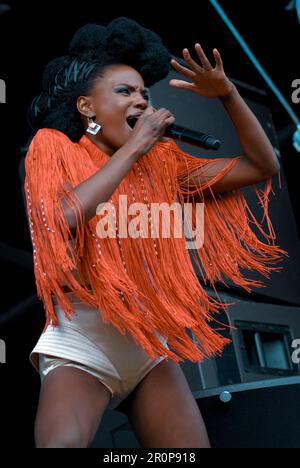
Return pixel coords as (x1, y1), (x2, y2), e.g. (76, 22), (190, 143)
(170, 43), (234, 99)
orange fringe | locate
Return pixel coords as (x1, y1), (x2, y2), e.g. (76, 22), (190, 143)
(24, 128), (287, 364)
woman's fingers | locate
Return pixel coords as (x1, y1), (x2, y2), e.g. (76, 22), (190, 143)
(213, 48), (223, 69)
(182, 48), (203, 73)
(170, 58), (197, 79)
(171, 44), (216, 76)
(195, 43), (213, 70)
(169, 79), (195, 91)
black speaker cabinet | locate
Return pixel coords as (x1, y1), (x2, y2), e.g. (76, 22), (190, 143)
(195, 377), (300, 448)
(92, 377), (300, 448)
(180, 292), (300, 391)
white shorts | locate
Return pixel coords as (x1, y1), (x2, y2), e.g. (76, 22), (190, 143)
(29, 291), (169, 411)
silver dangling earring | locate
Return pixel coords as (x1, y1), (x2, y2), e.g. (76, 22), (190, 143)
(86, 116), (102, 135)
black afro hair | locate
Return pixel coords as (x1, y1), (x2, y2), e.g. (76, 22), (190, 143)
(27, 17), (172, 142)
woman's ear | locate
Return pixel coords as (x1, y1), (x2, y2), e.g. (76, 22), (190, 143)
(77, 95), (94, 118)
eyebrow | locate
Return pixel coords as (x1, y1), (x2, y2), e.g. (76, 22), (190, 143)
(115, 83), (149, 95)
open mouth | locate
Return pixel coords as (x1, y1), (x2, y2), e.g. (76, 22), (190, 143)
(126, 115), (140, 130)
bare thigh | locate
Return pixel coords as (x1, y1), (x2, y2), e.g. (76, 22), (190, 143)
(127, 359), (211, 448)
(34, 365), (112, 448)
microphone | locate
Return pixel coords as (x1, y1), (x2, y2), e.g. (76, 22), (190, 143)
(165, 124), (221, 150)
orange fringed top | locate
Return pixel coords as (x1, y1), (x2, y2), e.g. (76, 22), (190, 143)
(24, 128), (287, 364)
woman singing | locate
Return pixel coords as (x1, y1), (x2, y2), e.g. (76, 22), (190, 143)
(24, 17), (285, 448)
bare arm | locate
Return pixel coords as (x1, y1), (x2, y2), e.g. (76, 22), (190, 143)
(220, 85), (280, 175)
(188, 85), (280, 194)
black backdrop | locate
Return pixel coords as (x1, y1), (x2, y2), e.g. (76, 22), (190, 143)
(0, 0), (299, 448)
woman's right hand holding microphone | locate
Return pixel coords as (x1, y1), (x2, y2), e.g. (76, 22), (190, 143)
(126, 106), (175, 158)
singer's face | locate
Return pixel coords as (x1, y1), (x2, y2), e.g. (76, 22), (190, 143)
(78, 65), (150, 156)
